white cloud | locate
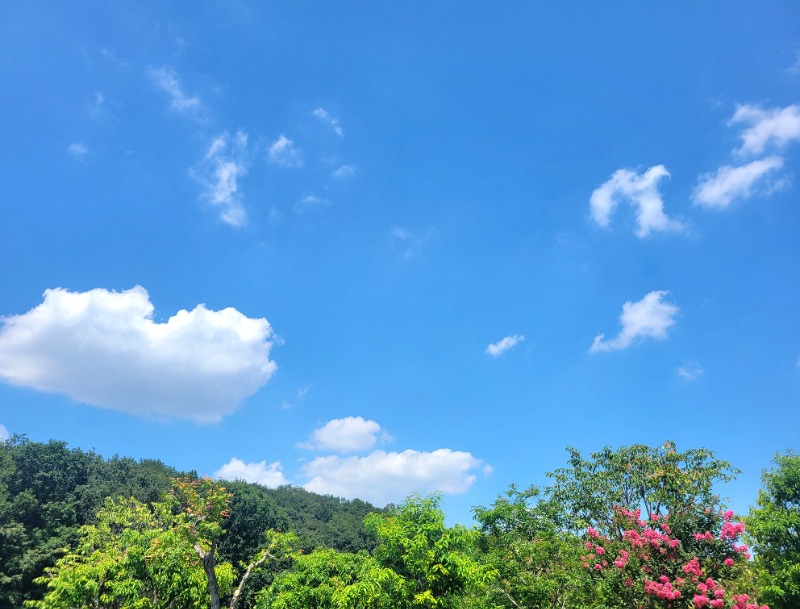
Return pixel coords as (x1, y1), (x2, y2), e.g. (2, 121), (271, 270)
(192, 131), (249, 227)
(0, 424), (8, 441)
(590, 290), (678, 353)
(312, 107), (344, 136)
(676, 361), (704, 382)
(590, 165), (682, 238)
(693, 156), (785, 208)
(486, 335), (525, 357)
(267, 135), (303, 168)
(302, 448), (485, 505)
(389, 226), (438, 259)
(302, 416), (389, 453)
(730, 104), (800, 156)
(67, 143), (88, 158)
(332, 164), (357, 179)
(0, 286), (277, 423)
(294, 195), (330, 211)
(214, 458), (288, 487)
(147, 65), (201, 113)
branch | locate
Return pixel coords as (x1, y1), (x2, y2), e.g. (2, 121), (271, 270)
(229, 550), (275, 609)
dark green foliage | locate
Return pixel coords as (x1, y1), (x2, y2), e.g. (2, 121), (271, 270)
(0, 436), (381, 608)
(748, 451), (800, 609)
(261, 485), (380, 554)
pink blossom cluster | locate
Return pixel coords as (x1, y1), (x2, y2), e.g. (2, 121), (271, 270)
(693, 579), (726, 608)
(693, 531), (714, 542)
(720, 521), (745, 540)
(731, 594), (769, 609)
(624, 527), (679, 551)
(644, 576), (682, 601)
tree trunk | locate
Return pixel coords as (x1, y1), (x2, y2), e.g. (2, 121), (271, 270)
(196, 541), (221, 609)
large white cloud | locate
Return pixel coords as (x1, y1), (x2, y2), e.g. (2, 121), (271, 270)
(590, 165), (682, 238)
(0, 287), (277, 422)
(214, 458), (289, 487)
(486, 335), (525, 357)
(730, 104), (800, 156)
(192, 132), (249, 227)
(301, 448), (485, 506)
(301, 416), (388, 453)
(147, 65), (201, 113)
(590, 290), (678, 353)
(693, 156), (785, 208)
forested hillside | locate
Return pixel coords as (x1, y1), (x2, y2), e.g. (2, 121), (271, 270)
(0, 436), (382, 608)
(2, 437), (797, 609)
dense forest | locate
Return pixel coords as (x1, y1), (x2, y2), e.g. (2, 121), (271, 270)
(1, 436), (797, 609)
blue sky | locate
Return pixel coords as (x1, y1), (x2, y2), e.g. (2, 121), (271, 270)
(1, 2), (799, 523)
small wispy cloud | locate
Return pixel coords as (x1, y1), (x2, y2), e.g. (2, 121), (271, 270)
(0, 424), (8, 441)
(294, 195), (330, 211)
(389, 226), (438, 259)
(147, 65), (201, 114)
(591, 290), (679, 353)
(730, 104), (800, 156)
(312, 107), (344, 136)
(332, 164), (357, 179)
(267, 135), (303, 168)
(486, 335), (525, 357)
(67, 143), (89, 159)
(590, 165), (683, 238)
(676, 361), (704, 382)
(191, 131), (249, 227)
(693, 156), (786, 208)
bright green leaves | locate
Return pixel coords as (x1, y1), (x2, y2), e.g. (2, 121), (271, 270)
(259, 494), (490, 609)
(748, 451), (800, 609)
(27, 481), (237, 609)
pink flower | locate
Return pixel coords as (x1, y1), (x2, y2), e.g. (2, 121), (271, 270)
(693, 594), (709, 608)
(724, 558), (734, 567)
(596, 547), (605, 555)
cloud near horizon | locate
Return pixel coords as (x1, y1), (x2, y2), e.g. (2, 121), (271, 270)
(301, 416), (390, 453)
(693, 156), (785, 208)
(590, 165), (682, 238)
(0, 286), (277, 422)
(591, 290), (678, 353)
(301, 448), (486, 506)
(0, 424), (8, 441)
(214, 457), (289, 487)
(486, 335), (525, 357)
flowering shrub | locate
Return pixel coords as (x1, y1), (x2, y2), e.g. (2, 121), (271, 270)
(582, 507), (768, 609)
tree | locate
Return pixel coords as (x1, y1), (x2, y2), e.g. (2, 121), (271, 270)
(473, 484), (592, 609)
(364, 494), (493, 609)
(547, 441), (739, 540)
(748, 451), (800, 609)
(28, 495), (232, 609)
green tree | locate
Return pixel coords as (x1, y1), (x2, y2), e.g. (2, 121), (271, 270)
(364, 494), (493, 609)
(28, 495), (232, 609)
(547, 441), (738, 540)
(473, 484), (592, 609)
(256, 548), (404, 609)
(748, 451), (800, 609)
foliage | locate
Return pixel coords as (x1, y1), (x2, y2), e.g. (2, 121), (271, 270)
(547, 441), (739, 540)
(364, 494), (494, 609)
(255, 548), (404, 609)
(582, 506), (764, 609)
(27, 494), (233, 609)
(473, 484), (592, 609)
(747, 451), (800, 609)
